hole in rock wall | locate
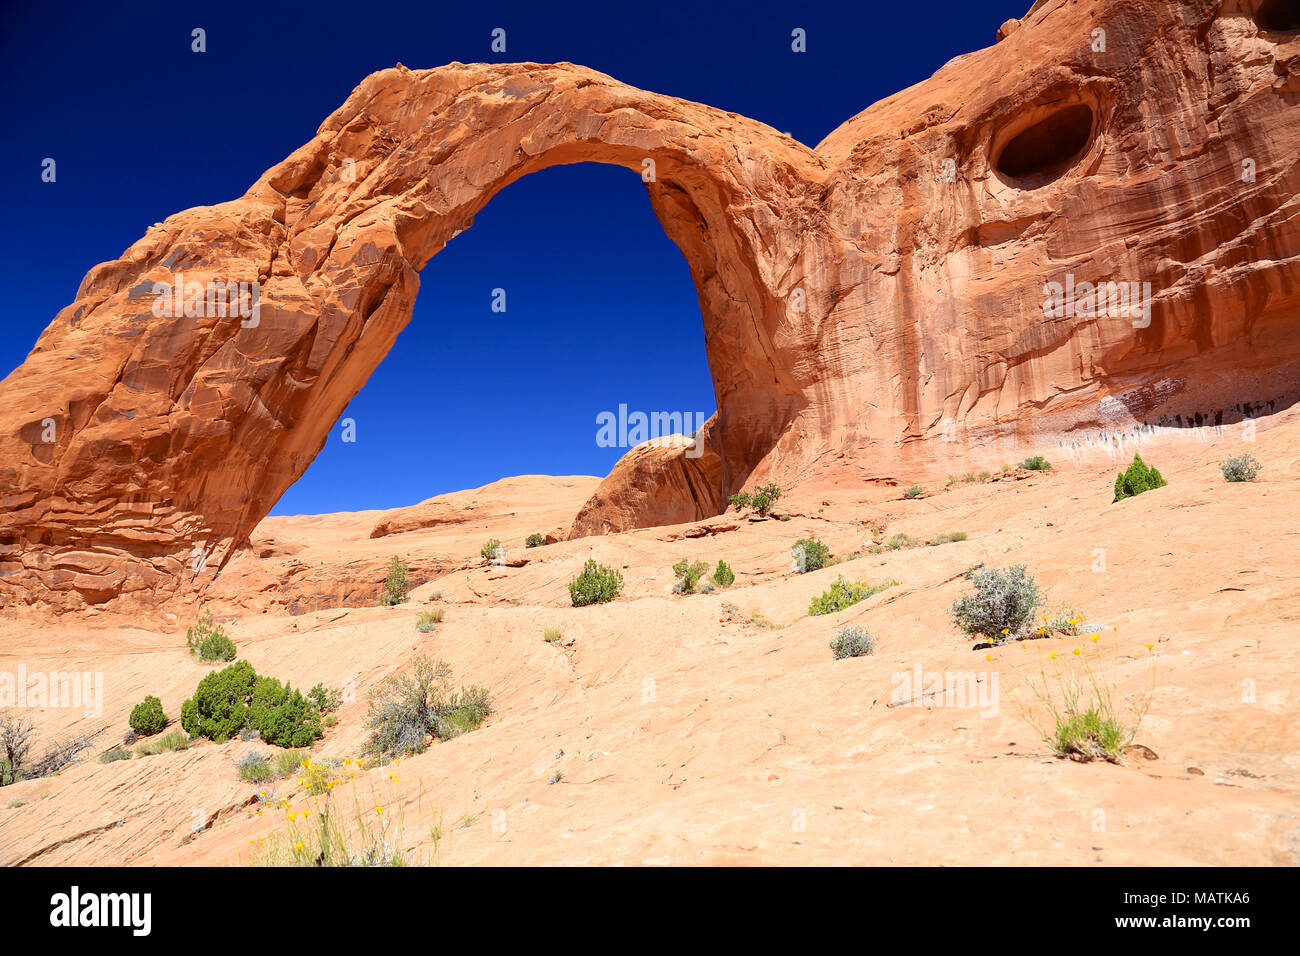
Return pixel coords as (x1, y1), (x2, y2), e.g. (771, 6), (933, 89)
(994, 103), (1094, 185)
(1257, 0), (1300, 32)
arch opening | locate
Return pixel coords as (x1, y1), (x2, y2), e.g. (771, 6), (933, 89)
(271, 161), (718, 518)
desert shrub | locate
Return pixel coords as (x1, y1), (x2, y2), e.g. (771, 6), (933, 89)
(829, 626), (876, 659)
(237, 751), (274, 783)
(928, 531), (968, 546)
(252, 775), (413, 867)
(129, 695), (168, 737)
(568, 559), (623, 607)
(179, 662), (321, 748)
(950, 565), (1042, 641)
(415, 609), (443, 632)
(99, 749), (132, 764)
(1020, 455), (1052, 471)
(438, 686), (493, 739)
(198, 632), (236, 662)
(239, 727), (261, 742)
(1113, 453), (1167, 502)
(792, 537), (831, 573)
(197, 631), (236, 662)
(1021, 638), (1155, 765)
(185, 608), (218, 651)
(248, 677), (323, 749)
(480, 538), (503, 563)
(186, 609), (235, 661)
(525, 533), (545, 548)
(672, 558), (709, 594)
(1044, 606), (1084, 636)
(136, 731), (190, 757)
(308, 683), (342, 714)
(1219, 453), (1261, 483)
(809, 576), (896, 616)
(712, 560), (735, 587)
(699, 582), (716, 594)
(728, 492), (752, 511)
(180, 661), (258, 742)
(261, 692), (322, 749)
(2, 716), (99, 784)
(888, 532), (917, 550)
(245, 674), (283, 724)
(750, 483), (783, 516)
(380, 555), (410, 606)
(542, 627), (563, 643)
(1052, 708), (1129, 761)
(274, 750), (308, 778)
(364, 657), (492, 758)
(122, 730), (139, 746)
(904, 485), (924, 499)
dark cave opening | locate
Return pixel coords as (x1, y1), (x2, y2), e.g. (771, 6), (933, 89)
(995, 104), (1094, 185)
(1257, 0), (1300, 32)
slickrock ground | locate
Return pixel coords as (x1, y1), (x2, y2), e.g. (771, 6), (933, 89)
(2, 417), (1296, 866)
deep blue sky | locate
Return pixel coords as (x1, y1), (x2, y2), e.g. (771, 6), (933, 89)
(0, 0), (1026, 515)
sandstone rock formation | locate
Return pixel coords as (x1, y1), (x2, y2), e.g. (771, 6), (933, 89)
(2, 0), (1298, 607)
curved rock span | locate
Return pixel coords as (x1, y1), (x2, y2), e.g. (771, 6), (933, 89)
(2, 0), (1299, 606)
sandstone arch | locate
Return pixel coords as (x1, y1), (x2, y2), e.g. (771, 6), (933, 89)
(0, 62), (822, 606)
(3, 0), (1300, 608)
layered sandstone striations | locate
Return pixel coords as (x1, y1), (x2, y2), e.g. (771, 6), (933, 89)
(1, 0), (1299, 606)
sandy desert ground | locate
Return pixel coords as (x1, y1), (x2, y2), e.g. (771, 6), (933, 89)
(1, 416), (1297, 867)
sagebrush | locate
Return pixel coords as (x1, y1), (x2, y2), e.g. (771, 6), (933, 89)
(950, 565), (1042, 641)
(364, 656), (491, 758)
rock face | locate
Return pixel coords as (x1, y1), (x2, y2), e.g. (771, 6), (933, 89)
(568, 432), (723, 538)
(2, 0), (1299, 607)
